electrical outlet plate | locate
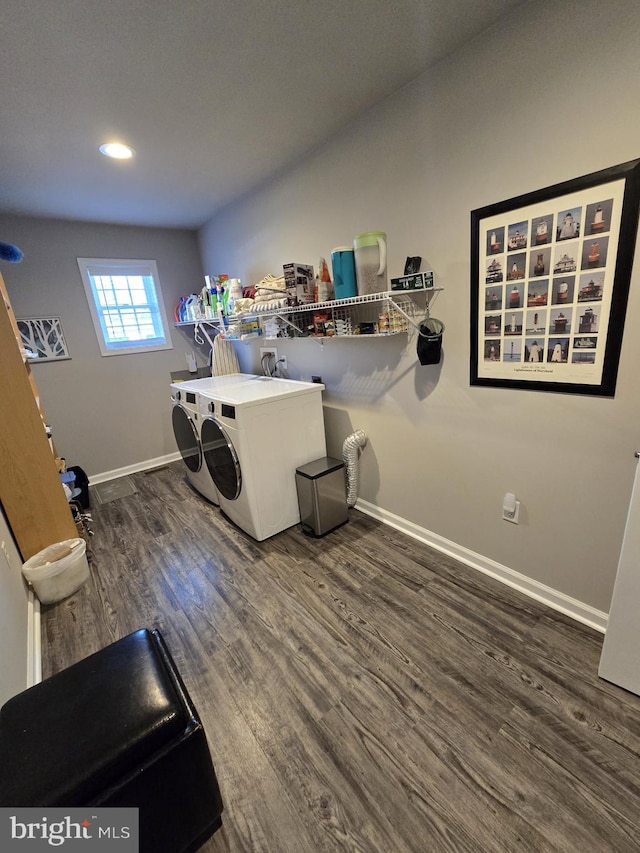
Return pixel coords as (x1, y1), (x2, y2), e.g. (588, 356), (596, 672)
(503, 502), (520, 524)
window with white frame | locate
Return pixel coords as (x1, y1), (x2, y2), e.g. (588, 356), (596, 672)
(77, 258), (173, 356)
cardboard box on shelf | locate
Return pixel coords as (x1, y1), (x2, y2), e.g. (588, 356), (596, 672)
(284, 263), (314, 305)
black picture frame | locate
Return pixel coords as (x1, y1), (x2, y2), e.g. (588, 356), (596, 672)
(470, 159), (640, 396)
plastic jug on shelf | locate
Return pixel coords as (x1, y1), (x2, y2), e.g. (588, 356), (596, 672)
(353, 231), (387, 295)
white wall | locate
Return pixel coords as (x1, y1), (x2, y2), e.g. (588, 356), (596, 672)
(199, 0), (640, 614)
(0, 507), (35, 703)
(0, 216), (205, 477)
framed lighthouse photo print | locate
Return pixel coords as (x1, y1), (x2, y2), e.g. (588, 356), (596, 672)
(470, 159), (640, 396)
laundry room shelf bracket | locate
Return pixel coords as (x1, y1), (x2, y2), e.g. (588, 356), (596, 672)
(389, 296), (441, 336)
(174, 319), (220, 349)
(268, 312), (305, 338)
(193, 320), (216, 349)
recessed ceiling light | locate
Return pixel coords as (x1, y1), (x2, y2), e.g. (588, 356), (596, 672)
(99, 142), (135, 160)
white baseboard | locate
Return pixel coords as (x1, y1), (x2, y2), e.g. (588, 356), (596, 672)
(27, 589), (41, 686)
(88, 451), (181, 485)
(355, 497), (608, 634)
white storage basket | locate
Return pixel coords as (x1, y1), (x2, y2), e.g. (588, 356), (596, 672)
(22, 538), (90, 605)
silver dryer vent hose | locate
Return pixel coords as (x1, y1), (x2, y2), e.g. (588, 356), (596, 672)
(342, 430), (368, 508)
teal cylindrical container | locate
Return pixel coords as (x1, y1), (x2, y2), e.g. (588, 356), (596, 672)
(330, 246), (358, 299)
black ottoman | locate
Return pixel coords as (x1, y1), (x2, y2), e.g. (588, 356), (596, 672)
(0, 628), (223, 853)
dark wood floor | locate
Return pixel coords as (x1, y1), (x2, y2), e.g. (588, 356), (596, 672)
(42, 463), (640, 852)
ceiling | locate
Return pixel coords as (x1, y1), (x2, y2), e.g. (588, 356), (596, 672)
(0, 0), (526, 229)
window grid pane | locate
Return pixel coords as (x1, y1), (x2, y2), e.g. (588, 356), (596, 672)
(101, 306), (160, 342)
(91, 273), (163, 344)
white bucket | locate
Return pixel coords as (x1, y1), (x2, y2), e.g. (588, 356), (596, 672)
(22, 538), (90, 605)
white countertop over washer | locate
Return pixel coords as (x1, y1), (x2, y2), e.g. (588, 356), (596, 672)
(201, 376), (325, 408)
(171, 373), (260, 395)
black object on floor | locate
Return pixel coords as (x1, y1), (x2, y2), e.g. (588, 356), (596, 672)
(67, 464), (90, 509)
(0, 628), (224, 853)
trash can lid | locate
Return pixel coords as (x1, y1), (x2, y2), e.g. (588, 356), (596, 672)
(296, 457), (345, 479)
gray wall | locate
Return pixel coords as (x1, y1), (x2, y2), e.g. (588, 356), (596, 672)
(198, 0), (640, 614)
(0, 215), (205, 476)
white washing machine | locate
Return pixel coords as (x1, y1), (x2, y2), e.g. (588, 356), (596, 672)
(198, 377), (326, 540)
(170, 374), (258, 504)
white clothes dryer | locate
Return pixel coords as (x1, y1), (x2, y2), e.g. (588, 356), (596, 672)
(198, 377), (326, 541)
(170, 374), (258, 504)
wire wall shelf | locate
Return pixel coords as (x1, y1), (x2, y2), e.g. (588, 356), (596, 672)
(252, 290), (442, 341)
(175, 289), (443, 342)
